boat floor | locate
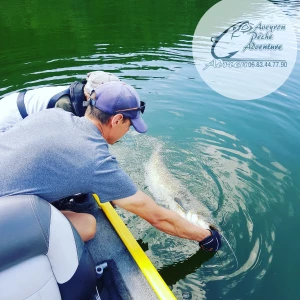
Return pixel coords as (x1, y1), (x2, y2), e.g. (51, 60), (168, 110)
(85, 197), (159, 300)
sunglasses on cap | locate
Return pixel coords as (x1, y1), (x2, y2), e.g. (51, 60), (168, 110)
(115, 101), (146, 114)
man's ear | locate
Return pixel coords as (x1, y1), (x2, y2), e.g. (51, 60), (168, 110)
(111, 114), (124, 126)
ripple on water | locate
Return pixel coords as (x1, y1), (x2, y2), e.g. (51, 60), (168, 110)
(110, 121), (293, 298)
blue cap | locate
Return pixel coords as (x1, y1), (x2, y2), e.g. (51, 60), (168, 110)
(92, 81), (147, 133)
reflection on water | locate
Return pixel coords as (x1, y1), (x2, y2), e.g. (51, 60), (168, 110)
(191, 124), (291, 298)
(0, 0), (299, 299)
(111, 116), (293, 298)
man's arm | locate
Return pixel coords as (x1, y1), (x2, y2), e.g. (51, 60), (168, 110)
(55, 96), (73, 112)
(112, 190), (211, 242)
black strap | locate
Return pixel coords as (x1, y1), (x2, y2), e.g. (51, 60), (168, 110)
(16, 91), (28, 119)
(47, 89), (70, 109)
(69, 81), (87, 117)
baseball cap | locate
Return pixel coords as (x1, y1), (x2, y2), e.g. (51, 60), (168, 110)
(85, 71), (120, 94)
(91, 81), (147, 133)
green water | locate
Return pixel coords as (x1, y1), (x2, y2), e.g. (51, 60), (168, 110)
(1, 1), (299, 299)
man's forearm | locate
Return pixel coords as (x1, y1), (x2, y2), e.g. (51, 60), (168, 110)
(149, 205), (210, 241)
(113, 190), (211, 242)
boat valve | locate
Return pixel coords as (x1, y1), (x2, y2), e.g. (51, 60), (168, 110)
(95, 262), (108, 278)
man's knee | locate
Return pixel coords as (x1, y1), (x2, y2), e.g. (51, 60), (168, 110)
(61, 210), (97, 242)
(83, 213), (97, 241)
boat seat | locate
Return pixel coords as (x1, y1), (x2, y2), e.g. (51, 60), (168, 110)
(0, 195), (96, 300)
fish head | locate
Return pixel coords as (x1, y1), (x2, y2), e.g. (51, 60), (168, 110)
(231, 21), (253, 38)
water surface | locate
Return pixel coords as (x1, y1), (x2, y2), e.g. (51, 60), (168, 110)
(0, 1), (299, 299)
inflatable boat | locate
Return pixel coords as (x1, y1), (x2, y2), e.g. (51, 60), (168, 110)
(0, 194), (176, 300)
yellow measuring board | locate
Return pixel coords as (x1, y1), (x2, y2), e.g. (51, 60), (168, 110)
(93, 194), (177, 300)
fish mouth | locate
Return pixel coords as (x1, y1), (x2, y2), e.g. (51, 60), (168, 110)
(232, 32), (241, 39)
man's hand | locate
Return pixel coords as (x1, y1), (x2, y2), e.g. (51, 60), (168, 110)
(199, 226), (222, 252)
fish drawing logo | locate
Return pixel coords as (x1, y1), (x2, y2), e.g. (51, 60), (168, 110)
(211, 21), (253, 59)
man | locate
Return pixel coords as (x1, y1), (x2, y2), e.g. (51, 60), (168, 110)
(0, 81), (221, 252)
(0, 71), (119, 132)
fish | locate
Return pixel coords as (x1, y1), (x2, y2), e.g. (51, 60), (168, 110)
(145, 145), (239, 267)
(145, 145), (213, 230)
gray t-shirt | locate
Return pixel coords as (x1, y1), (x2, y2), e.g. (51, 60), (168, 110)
(0, 109), (137, 203)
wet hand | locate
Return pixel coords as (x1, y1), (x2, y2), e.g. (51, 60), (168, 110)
(199, 226), (222, 252)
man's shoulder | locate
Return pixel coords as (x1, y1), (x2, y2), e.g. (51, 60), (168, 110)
(21, 108), (77, 133)
(32, 107), (73, 119)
